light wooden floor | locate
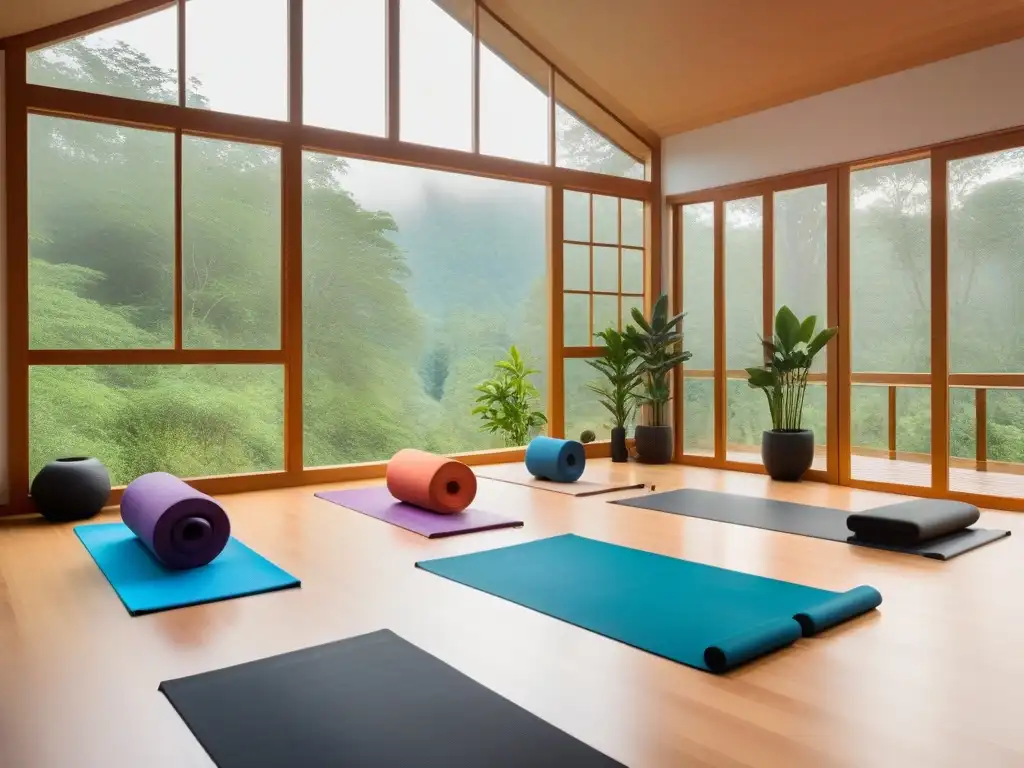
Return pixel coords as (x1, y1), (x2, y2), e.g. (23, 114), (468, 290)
(2, 461), (1024, 768)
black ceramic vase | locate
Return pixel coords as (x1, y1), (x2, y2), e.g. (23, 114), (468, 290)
(610, 426), (629, 463)
(31, 457), (111, 522)
(634, 425), (673, 464)
(761, 430), (814, 481)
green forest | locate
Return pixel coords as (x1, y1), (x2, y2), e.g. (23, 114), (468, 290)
(26, 36), (625, 483)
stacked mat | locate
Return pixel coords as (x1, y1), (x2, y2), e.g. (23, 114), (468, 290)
(612, 489), (1009, 560)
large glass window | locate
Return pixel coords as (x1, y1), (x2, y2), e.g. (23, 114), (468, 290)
(303, 153), (548, 466)
(555, 76), (645, 180)
(29, 116), (175, 349)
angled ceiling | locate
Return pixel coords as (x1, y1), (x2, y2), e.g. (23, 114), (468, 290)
(487, 0), (1024, 136)
(5, 0), (1024, 140)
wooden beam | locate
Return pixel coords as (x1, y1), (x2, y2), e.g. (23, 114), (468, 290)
(547, 185), (566, 438)
(851, 372), (932, 386)
(282, 141), (304, 477)
(173, 131), (183, 350)
(5, 47), (30, 511)
(976, 388), (988, 472)
(671, 205), (683, 458)
(948, 373), (1024, 388)
(762, 191), (774, 341)
(826, 168), (840, 483)
(888, 386), (897, 459)
(176, 0), (185, 107)
(26, 85), (652, 199)
(713, 200), (726, 461)
(931, 152), (950, 494)
(386, 0), (400, 140)
(471, 0), (480, 154)
(26, 349), (285, 366)
(288, 0), (303, 124)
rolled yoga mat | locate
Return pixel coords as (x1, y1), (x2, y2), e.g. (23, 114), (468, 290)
(121, 472), (231, 570)
(160, 629), (622, 768)
(417, 535), (882, 674)
(612, 489), (1010, 561)
(386, 449), (477, 514)
(525, 437), (585, 483)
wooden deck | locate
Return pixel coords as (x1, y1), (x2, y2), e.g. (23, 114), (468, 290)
(724, 447), (1024, 497)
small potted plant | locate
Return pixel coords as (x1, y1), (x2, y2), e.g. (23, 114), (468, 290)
(585, 328), (643, 462)
(623, 294), (690, 464)
(472, 345), (547, 446)
(746, 306), (837, 481)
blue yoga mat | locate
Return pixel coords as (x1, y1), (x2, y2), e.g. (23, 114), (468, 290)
(75, 523), (300, 616)
(417, 535), (881, 673)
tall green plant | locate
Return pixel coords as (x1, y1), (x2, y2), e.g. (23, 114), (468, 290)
(585, 328), (643, 429)
(746, 306), (837, 431)
(623, 294), (691, 427)
(472, 345), (547, 447)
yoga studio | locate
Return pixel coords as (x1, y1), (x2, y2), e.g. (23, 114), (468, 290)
(2, 1), (1024, 765)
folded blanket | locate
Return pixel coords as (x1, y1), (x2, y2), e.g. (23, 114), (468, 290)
(847, 500), (980, 545)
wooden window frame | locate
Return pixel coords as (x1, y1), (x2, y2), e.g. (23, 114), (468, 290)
(1, 0), (659, 515)
(668, 126), (1024, 512)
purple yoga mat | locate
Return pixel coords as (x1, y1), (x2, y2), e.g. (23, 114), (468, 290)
(315, 486), (523, 538)
(121, 472), (231, 570)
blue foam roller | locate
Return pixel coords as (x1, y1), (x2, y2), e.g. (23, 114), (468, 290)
(525, 437), (585, 483)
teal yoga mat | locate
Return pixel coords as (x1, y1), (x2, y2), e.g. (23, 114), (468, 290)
(417, 535), (881, 673)
(76, 523), (300, 616)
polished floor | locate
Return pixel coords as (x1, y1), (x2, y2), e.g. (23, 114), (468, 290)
(1, 461), (1023, 767)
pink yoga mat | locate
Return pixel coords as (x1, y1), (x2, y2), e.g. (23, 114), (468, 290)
(315, 487), (522, 538)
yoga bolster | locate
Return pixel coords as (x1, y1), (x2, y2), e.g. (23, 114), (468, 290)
(385, 449), (477, 514)
(121, 472), (231, 570)
(525, 437), (585, 483)
(847, 500), (980, 545)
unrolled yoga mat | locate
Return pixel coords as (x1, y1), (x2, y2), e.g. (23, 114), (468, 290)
(476, 463), (644, 497)
(417, 534), (881, 673)
(160, 629), (622, 768)
(612, 489), (1010, 560)
(315, 486), (523, 538)
(75, 523), (300, 615)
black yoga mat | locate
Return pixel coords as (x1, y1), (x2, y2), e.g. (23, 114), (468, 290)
(160, 629), (622, 768)
(612, 489), (1009, 560)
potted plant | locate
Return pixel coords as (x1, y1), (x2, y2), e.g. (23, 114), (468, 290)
(473, 345), (547, 447)
(585, 328), (643, 462)
(623, 294), (690, 464)
(745, 306), (837, 481)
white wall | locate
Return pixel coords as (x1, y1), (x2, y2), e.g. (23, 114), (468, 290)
(663, 39), (1024, 195)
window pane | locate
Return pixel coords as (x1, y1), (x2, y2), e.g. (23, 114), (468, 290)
(182, 137), (281, 349)
(850, 160), (930, 373)
(774, 184), (828, 373)
(593, 294), (618, 337)
(29, 116), (173, 349)
(850, 384), (931, 487)
(621, 295), (643, 329)
(303, 153), (547, 464)
(727, 380), (770, 463)
(683, 376), (714, 456)
(948, 148), (1024, 373)
(725, 197), (763, 369)
(564, 191), (590, 242)
(30, 365), (284, 485)
(622, 248), (643, 295)
(682, 203), (715, 371)
(564, 293), (590, 347)
(592, 246), (618, 293)
(401, 0), (472, 151)
(622, 199), (644, 247)
(28, 6), (178, 104)
(564, 358), (635, 442)
(803, 383), (828, 471)
(555, 77), (645, 180)
(479, 8), (548, 164)
(563, 244), (590, 291)
(592, 195), (619, 244)
(304, 0), (386, 136)
(186, 0), (287, 120)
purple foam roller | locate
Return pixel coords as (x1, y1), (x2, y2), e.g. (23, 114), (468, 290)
(120, 472), (231, 570)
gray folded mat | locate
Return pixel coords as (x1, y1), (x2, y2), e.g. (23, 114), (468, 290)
(612, 489), (1009, 560)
